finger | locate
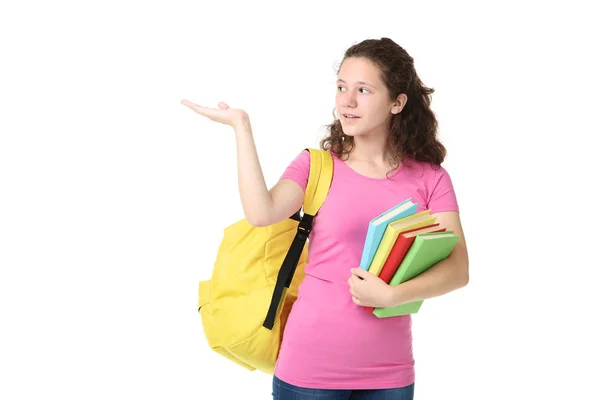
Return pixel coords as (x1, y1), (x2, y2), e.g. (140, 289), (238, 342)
(181, 99), (206, 112)
(180, 99), (197, 108)
(351, 275), (363, 286)
(352, 296), (362, 306)
(181, 99), (210, 113)
(217, 102), (230, 110)
(182, 101), (222, 119)
(351, 268), (369, 280)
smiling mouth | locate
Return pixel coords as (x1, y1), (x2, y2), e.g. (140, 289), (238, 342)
(343, 114), (361, 119)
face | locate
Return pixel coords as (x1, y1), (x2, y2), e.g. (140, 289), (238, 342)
(335, 57), (405, 138)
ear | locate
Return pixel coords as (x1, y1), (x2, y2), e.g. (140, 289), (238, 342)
(391, 93), (407, 115)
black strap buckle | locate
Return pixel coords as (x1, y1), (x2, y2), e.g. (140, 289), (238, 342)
(298, 213), (313, 236)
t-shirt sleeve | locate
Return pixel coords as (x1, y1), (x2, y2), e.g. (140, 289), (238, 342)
(279, 149), (310, 192)
(427, 165), (460, 213)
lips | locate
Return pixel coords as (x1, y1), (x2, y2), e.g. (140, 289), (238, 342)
(343, 114), (360, 119)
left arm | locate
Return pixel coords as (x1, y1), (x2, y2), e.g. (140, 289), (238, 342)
(349, 211), (469, 308)
(388, 211), (469, 306)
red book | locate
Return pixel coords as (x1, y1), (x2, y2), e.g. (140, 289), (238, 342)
(364, 223), (446, 315)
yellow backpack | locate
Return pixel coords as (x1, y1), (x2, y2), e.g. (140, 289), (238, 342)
(197, 148), (333, 374)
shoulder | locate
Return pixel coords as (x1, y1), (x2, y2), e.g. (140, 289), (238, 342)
(282, 149), (311, 168)
(402, 157), (451, 180)
(287, 148), (333, 170)
(289, 149), (311, 166)
(279, 149), (312, 191)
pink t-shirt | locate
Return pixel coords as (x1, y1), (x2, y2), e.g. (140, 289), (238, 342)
(274, 149), (460, 390)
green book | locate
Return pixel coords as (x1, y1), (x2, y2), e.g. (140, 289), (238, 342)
(373, 232), (459, 318)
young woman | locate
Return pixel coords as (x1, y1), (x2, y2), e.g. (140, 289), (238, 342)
(182, 37), (469, 400)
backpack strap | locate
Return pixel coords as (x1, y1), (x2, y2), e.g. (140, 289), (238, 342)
(263, 148), (333, 329)
(303, 148), (334, 215)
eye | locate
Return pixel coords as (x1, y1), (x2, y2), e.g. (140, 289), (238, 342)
(337, 86), (346, 92)
(359, 88), (370, 94)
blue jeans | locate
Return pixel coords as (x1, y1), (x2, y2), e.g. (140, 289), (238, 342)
(272, 375), (415, 400)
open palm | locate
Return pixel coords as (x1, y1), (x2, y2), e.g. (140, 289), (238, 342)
(180, 99), (248, 128)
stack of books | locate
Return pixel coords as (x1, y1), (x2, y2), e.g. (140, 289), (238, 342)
(358, 198), (459, 318)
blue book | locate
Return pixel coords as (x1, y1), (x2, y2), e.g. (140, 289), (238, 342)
(358, 198), (418, 270)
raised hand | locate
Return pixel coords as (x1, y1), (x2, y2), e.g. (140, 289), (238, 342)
(180, 99), (249, 129)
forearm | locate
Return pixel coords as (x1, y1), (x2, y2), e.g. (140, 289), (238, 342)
(389, 255), (469, 307)
(233, 119), (273, 226)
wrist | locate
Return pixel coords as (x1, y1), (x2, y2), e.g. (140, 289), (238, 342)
(232, 115), (251, 133)
(387, 283), (407, 308)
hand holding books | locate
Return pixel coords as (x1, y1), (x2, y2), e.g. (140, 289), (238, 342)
(357, 198), (459, 317)
(347, 267), (396, 308)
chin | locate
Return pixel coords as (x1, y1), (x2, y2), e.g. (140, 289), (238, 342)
(341, 128), (365, 137)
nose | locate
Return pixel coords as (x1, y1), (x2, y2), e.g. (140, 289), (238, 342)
(342, 90), (357, 108)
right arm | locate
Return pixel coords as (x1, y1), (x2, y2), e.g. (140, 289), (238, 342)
(181, 99), (304, 227)
(233, 118), (304, 227)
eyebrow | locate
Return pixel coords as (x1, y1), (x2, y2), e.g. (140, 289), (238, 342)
(336, 79), (376, 88)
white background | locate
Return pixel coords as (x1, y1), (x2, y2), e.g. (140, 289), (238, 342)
(1, 1), (598, 399)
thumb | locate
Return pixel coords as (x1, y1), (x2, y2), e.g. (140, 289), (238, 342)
(217, 102), (230, 110)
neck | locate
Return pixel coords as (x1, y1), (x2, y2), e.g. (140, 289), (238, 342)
(347, 130), (391, 164)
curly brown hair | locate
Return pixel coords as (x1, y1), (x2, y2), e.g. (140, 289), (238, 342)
(320, 38), (447, 177)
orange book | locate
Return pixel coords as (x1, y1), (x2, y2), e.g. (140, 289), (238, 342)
(364, 223), (446, 315)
